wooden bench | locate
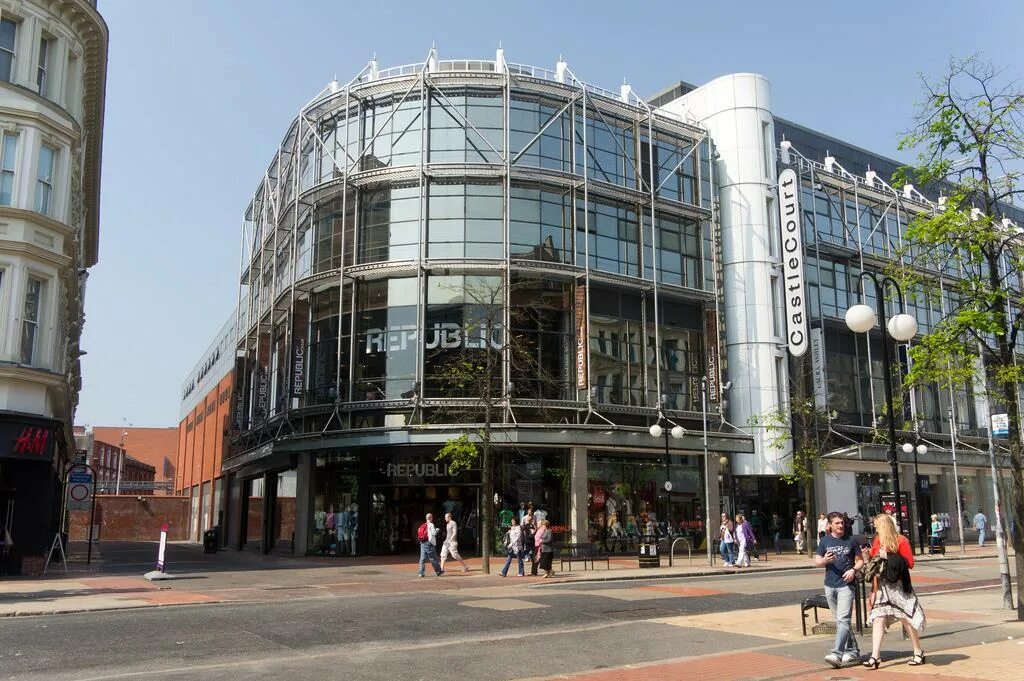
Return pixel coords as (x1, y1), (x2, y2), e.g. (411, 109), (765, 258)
(558, 543), (611, 571)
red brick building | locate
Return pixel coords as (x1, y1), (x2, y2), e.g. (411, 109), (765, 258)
(176, 313), (237, 542)
(92, 427), (177, 493)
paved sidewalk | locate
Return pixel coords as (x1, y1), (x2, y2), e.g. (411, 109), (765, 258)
(0, 540), (1010, 617)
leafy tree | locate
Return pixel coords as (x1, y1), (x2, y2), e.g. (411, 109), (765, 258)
(893, 55), (1024, 618)
(752, 353), (846, 554)
(431, 275), (566, 573)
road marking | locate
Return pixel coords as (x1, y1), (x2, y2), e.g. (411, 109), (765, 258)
(459, 598), (548, 611)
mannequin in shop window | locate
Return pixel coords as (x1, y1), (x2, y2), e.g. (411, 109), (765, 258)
(338, 505), (351, 555)
(608, 513), (626, 552)
(325, 505), (337, 554)
(347, 503), (358, 555)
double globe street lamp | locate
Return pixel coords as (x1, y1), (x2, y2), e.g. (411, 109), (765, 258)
(649, 408), (685, 537)
(845, 271), (918, 546)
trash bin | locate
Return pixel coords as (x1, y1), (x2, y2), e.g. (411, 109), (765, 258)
(203, 529), (218, 554)
(638, 535), (660, 568)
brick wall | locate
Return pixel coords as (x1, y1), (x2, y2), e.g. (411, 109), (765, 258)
(69, 495), (190, 541)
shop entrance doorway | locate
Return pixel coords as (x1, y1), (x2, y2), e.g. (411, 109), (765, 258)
(368, 485), (479, 555)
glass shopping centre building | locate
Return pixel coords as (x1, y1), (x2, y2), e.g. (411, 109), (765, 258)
(176, 50), (1021, 556)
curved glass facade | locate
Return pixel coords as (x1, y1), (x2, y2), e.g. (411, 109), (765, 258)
(229, 58), (722, 556)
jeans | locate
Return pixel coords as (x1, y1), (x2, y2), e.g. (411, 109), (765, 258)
(978, 529), (986, 547)
(500, 550), (524, 576)
(418, 542), (442, 576)
(719, 540), (735, 564)
(735, 542), (750, 567)
(773, 531), (782, 554)
(824, 584), (859, 657)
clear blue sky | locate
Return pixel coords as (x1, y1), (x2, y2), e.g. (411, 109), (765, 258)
(76, 0), (1024, 428)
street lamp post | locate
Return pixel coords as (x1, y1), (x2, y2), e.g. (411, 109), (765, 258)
(845, 271), (918, 548)
(903, 440), (928, 554)
(115, 428), (128, 495)
(947, 407), (967, 553)
(648, 402), (684, 540)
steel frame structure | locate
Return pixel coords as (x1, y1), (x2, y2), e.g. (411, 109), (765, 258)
(229, 50), (723, 460)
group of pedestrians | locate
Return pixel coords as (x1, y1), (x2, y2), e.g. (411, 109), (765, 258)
(416, 512), (470, 577)
(816, 510), (927, 670)
(499, 514), (555, 578)
(717, 512), (758, 567)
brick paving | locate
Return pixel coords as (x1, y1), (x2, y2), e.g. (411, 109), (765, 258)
(534, 651), (820, 680)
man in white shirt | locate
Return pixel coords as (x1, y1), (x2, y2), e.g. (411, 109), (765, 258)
(972, 509), (988, 547)
(417, 513), (443, 577)
(440, 512), (469, 572)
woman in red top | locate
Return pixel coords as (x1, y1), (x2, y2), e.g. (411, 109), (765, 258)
(862, 513), (927, 669)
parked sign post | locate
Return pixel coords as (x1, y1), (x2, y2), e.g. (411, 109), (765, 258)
(66, 464), (96, 564)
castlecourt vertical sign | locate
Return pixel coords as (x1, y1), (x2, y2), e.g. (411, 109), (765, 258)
(778, 169), (807, 356)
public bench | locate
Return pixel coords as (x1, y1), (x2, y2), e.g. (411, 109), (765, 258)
(800, 593), (831, 636)
(558, 543), (611, 571)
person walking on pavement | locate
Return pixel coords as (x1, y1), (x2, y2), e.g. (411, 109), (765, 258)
(416, 513), (443, 577)
(734, 513), (754, 568)
(815, 511), (864, 668)
(972, 509), (988, 547)
(499, 516), (524, 577)
(521, 513), (535, 573)
(816, 513), (829, 545)
(439, 512), (469, 573)
(862, 512), (927, 669)
(537, 518), (555, 578)
(794, 510), (807, 553)
(719, 513), (736, 566)
(770, 512), (783, 555)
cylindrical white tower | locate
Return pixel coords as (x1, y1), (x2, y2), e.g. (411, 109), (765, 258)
(659, 74), (790, 476)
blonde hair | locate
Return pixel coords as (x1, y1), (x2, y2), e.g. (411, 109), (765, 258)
(873, 513), (899, 552)
(541, 519), (551, 527)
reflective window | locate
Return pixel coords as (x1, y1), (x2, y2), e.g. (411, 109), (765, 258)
(35, 145), (55, 215)
(423, 275), (503, 398)
(576, 197), (639, 276)
(509, 277), (571, 399)
(577, 114), (635, 188)
(644, 213), (703, 288)
(427, 182), (503, 258)
(313, 194), (354, 272)
(355, 278), (418, 399)
(509, 184), (572, 263)
(590, 289), (645, 406)
(308, 287), (351, 405)
(510, 95), (571, 172)
(360, 186), (418, 263)
(0, 19), (15, 82)
(20, 277), (43, 365)
(429, 91), (503, 164)
(364, 96), (423, 169)
(0, 133), (17, 206)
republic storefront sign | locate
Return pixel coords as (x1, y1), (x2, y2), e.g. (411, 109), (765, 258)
(0, 420), (57, 463)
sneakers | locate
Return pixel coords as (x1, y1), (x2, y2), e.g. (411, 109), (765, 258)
(418, 573), (425, 578)
(841, 652), (861, 666)
(437, 570), (444, 576)
(825, 653), (842, 669)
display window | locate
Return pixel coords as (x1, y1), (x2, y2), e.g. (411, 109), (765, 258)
(587, 452), (705, 552)
(310, 454), (360, 556)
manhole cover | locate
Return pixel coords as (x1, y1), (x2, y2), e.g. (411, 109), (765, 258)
(600, 607), (677, 620)
(812, 621), (837, 635)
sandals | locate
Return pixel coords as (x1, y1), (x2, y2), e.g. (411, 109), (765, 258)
(862, 656), (880, 670)
(908, 653), (926, 666)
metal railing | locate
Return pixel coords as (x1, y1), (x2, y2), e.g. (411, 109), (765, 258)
(668, 536), (693, 566)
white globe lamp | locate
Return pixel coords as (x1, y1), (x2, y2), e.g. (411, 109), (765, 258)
(845, 304), (877, 333)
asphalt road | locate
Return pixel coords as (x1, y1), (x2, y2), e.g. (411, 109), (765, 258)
(0, 560), (1008, 681)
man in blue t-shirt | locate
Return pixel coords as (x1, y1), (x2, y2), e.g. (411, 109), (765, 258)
(814, 511), (864, 668)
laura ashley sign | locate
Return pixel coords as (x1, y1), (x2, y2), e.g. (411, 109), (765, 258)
(778, 169), (807, 357)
